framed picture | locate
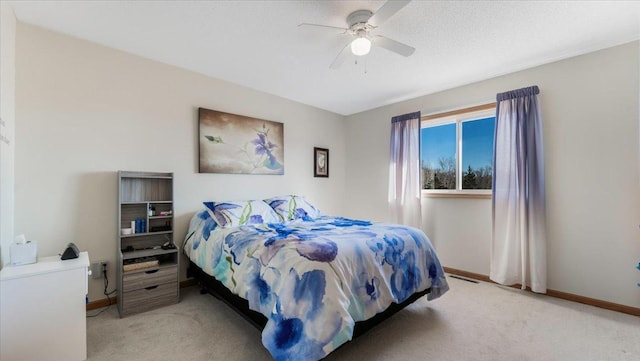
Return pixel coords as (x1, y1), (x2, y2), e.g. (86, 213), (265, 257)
(199, 108), (284, 175)
(314, 147), (329, 178)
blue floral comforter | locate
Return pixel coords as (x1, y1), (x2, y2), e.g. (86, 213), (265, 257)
(184, 210), (449, 361)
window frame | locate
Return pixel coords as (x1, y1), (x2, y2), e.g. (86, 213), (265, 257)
(421, 103), (496, 198)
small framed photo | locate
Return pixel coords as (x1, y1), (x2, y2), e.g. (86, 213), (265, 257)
(314, 147), (329, 178)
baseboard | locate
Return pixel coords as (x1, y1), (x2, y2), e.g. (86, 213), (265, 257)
(180, 278), (198, 288)
(443, 267), (492, 283)
(443, 267), (640, 317)
(85, 279), (198, 311)
(86, 296), (117, 311)
(89, 272), (639, 316)
(543, 289), (640, 316)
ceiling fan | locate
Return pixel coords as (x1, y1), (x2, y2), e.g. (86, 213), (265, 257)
(298, 0), (415, 69)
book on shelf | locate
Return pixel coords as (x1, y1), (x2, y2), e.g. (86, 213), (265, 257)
(123, 257), (159, 272)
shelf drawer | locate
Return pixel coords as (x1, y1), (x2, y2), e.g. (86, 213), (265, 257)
(121, 282), (178, 315)
(122, 265), (177, 292)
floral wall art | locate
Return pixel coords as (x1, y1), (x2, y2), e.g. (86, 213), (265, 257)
(199, 108), (284, 175)
(314, 147), (329, 177)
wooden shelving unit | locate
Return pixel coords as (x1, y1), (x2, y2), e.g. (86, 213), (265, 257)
(117, 171), (178, 317)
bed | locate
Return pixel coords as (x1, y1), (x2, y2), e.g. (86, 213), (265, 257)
(183, 197), (449, 361)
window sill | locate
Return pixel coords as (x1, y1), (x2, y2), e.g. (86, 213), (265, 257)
(422, 191), (491, 199)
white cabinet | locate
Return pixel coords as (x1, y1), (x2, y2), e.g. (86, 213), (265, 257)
(0, 252), (90, 361)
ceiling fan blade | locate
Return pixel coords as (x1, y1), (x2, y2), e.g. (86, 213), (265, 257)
(374, 35), (415, 57)
(330, 43), (352, 69)
(298, 23), (349, 33)
(367, 0), (411, 28)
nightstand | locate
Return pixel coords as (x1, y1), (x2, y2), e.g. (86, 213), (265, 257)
(0, 252), (90, 361)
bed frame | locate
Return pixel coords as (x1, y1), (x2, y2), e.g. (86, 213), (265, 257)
(187, 260), (431, 339)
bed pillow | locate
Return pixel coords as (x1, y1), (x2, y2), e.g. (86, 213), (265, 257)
(265, 195), (321, 222)
(203, 200), (280, 228)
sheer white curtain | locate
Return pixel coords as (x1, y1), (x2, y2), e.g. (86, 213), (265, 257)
(388, 111), (422, 229)
(490, 86), (547, 293)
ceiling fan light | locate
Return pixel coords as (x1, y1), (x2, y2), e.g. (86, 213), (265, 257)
(351, 37), (371, 56)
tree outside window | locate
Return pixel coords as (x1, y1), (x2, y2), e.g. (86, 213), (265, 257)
(421, 106), (495, 193)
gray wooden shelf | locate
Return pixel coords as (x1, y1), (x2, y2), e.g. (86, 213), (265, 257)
(117, 171), (178, 317)
(121, 230), (173, 238)
(121, 201), (172, 205)
(122, 262), (176, 276)
(121, 247), (178, 260)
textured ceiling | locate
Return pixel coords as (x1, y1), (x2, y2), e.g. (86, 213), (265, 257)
(9, 0), (640, 115)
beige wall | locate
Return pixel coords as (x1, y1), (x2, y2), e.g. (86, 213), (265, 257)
(12, 20), (640, 308)
(15, 23), (347, 301)
(0, 3), (16, 267)
(345, 41), (640, 308)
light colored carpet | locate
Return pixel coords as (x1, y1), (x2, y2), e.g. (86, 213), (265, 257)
(87, 276), (640, 361)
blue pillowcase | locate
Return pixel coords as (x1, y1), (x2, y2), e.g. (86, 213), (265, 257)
(203, 200), (280, 228)
(265, 195), (321, 222)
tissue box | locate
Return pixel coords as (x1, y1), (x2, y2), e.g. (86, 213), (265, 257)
(10, 242), (37, 266)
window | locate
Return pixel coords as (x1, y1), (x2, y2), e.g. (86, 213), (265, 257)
(421, 104), (496, 194)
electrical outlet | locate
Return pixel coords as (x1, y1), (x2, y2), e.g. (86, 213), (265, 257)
(90, 262), (100, 278)
(90, 261), (108, 279)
